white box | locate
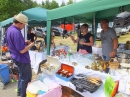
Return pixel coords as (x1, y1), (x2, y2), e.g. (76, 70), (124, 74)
(41, 56), (61, 75)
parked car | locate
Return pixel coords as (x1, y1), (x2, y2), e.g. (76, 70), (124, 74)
(128, 25), (130, 32)
(121, 27), (129, 35)
(52, 27), (63, 36)
(41, 27), (63, 36)
(35, 28), (44, 38)
(96, 27), (102, 39)
(96, 28), (121, 40)
(88, 26), (92, 33)
(115, 28), (122, 38)
(96, 22), (121, 40)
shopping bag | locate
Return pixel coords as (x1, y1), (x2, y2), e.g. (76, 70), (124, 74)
(104, 75), (116, 97)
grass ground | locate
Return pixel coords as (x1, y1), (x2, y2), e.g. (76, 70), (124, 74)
(54, 33), (130, 52)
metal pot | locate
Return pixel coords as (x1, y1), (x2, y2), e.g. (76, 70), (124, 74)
(126, 44), (130, 50)
(118, 58), (129, 63)
(118, 53), (129, 58)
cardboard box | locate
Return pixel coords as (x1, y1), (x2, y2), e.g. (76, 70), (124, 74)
(62, 86), (74, 94)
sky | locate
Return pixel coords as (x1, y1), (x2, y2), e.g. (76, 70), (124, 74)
(34, 0), (82, 5)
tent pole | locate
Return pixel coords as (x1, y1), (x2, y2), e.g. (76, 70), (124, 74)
(92, 13), (97, 42)
(93, 14), (96, 41)
(95, 22), (98, 42)
(47, 20), (51, 55)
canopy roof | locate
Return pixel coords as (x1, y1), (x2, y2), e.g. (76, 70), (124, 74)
(46, 0), (130, 55)
(47, 0), (130, 23)
(0, 7), (47, 27)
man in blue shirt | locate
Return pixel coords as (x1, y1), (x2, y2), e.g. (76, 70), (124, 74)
(6, 13), (34, 97)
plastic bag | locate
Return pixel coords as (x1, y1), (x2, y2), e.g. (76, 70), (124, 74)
(104, 75), (115, 97)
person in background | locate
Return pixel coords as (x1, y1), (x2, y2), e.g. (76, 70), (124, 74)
(6, 13), (34, 97)
(27, 26), (37, 42)
(100, 19), (118, 61)
(70, 24), (94, 54)
(44, 28), (55, 48)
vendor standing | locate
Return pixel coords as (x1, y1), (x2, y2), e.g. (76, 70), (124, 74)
(6, 13), (34, 97)
(27, 27), (37, 42)
(100, 19), (118, 61)
(70, 24), (94, 54)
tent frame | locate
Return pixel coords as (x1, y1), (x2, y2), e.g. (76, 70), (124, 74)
(46, 0), (130, 55)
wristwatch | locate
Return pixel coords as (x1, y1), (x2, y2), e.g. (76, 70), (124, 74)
(112, 49), (116, 52)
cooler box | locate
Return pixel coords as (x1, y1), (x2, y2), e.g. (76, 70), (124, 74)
(0, 64), (10, 84)
(56, 64), (74, 82)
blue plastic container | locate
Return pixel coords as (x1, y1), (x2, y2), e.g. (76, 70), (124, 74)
(56, 74), (73, 82)
(0, 64), (10, 84)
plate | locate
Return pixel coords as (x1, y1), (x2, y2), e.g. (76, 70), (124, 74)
(120, 63), (130, 68)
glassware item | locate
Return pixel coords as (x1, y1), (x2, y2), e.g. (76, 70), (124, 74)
(109, 69), (116, 76)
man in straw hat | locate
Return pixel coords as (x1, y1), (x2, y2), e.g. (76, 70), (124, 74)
(6, 13), (34, 97)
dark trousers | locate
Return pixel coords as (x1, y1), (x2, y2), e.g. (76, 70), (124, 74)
(13, 59), (32, 97)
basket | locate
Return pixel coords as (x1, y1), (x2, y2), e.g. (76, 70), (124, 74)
(109, 58), (119, 70)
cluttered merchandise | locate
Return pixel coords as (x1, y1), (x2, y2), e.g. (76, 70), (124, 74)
(28, 42), (130, 97)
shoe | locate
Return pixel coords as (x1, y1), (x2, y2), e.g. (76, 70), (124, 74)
(17, 92), (20, 96)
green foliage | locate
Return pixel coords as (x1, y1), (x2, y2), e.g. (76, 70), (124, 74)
(67, 0), (74, 5)
(50, 0), (59, 9)
(0, 0), (26, 21)
(0, 0), (76, 22)
(44, 0), (50, 9)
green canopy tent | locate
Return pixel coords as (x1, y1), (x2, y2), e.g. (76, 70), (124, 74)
(0, 7), (47, 27)
(46, 0), (130, 55)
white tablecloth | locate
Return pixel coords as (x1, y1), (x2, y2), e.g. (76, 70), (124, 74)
(92, 47), (102, 56)
(43, 68), (120, 97)
(29, 45), (70, 74)
(42, 55), (121, 97)
(29, 51), (46, 74)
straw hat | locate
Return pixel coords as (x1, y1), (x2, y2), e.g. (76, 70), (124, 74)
(14, 13), (28, 25)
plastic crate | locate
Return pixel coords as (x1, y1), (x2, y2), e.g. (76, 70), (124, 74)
(0, 64), (10, 84)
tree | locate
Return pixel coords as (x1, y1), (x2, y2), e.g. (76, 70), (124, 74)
(50, 0), (59, 9)
(42, 1), (45, 8)
(22, 0), (37, 9)
(0, 0), (39, 22)
(60, 0), (66, 7)
(33, 1), (39, 7)
(67, 0), (73, 5)
(44, 0), (50, 9)
(0, 0), (26, 21)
